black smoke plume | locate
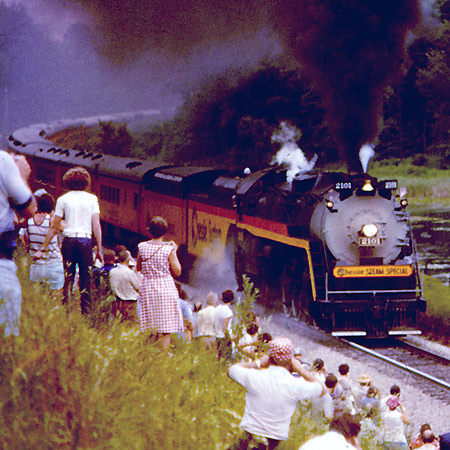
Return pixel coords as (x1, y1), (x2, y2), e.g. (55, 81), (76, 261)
(57, 0), (421, 172)
(271, 0), (420, 173)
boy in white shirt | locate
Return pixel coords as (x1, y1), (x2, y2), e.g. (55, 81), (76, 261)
(197, 291), (218, 349)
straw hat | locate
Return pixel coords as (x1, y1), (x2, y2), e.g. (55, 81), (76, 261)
(357, 373), (372, 384)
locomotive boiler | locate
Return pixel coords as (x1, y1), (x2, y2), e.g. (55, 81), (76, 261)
(7, 114), (426, 337)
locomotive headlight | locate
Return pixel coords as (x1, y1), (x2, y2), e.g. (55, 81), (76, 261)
(361, 223), (378, 237)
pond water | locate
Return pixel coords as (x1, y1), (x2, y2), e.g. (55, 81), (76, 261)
(410, 206), (450, 286)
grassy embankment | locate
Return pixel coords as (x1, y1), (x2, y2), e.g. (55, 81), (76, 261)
(421, 276), (450, 345)
(1, 260), (335, 450)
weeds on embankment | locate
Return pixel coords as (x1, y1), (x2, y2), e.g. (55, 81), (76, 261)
(0, 263), (331, 449)
(3, 256), (448, 448)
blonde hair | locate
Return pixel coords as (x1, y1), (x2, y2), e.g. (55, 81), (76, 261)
(206, 291), (218, 306)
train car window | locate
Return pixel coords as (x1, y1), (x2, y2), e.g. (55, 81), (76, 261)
(134, 193), (139, 209)
(148, 172), (184, 198)
(100, 184), (121, 204)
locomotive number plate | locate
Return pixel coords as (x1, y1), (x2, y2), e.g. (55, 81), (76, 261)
(335, 181), (352, 190)
(358, 237), (382, 246)
(333, 265), (414, 278)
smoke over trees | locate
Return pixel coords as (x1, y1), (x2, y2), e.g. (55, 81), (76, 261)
(53, 0), (422, 172)
(132, 66), (335, 169)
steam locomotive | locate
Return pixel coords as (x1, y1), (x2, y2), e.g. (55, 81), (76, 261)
(8, 114), (426, 337)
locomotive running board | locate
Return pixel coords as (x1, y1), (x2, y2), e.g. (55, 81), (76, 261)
(332, 331), (367, 337)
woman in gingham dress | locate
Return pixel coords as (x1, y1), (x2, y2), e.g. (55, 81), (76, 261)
(136, 216), (183, 350)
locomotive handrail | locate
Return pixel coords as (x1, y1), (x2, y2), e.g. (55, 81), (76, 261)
(408, 213), (424, 294)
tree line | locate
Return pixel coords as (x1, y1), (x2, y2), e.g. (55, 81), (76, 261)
(111, 1), (450, 171)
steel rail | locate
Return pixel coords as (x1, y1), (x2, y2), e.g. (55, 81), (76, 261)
(340, 338), (450, 391)
(397, 340), (450, 366)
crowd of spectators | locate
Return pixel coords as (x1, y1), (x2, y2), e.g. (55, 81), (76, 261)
(2, 158), (449, 450)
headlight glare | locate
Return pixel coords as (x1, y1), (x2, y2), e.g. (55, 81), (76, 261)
(361, 223), (378, 237)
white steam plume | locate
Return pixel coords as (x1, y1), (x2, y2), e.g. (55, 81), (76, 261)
(359, 143), (375, 173)
(271, 121), (317, 183)
(188, 239), (238, 304)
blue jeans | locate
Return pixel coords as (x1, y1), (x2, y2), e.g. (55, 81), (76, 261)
(0, 258), (22, 336)
(30, 260), (64, 290)
(61, 237), (93, 314)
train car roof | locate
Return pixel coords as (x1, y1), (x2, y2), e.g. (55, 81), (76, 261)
(97, 155), (172, 182)
(9, 124), (51, 147)
(16, 110), (161, 139)
(9, 141), (53, 158)
(146, 166), (227, 197)
(152, 166), (227, 181)
(8, 131), (101, 170)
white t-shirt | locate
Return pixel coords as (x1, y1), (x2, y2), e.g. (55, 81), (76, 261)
(0, 151), (32, 234)
(213, 303), (233, 338)
(55, 190), (100, 237)
(196, 305), (216, 337)
(381, 409), (407, 444)
(109, 263), (141, 301)
(312, 392), (334, 419)
(229, 364), (322, 441)
(299, 431), (358, 450)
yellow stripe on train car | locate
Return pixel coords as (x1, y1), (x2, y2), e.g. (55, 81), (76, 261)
(333, 265), (414, 278)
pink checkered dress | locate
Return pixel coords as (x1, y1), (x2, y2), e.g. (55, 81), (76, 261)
(138, 241), (184, 334)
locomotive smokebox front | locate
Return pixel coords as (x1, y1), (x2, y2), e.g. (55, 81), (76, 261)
(310, 179), (410, 267)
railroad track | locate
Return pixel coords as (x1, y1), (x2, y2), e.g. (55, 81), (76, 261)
(340, 337), (450, 402)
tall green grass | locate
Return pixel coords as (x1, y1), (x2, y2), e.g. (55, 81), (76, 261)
(370, 160), (450, 204)
(420, 275), (450, 344)
(0, 256), (382, 449)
